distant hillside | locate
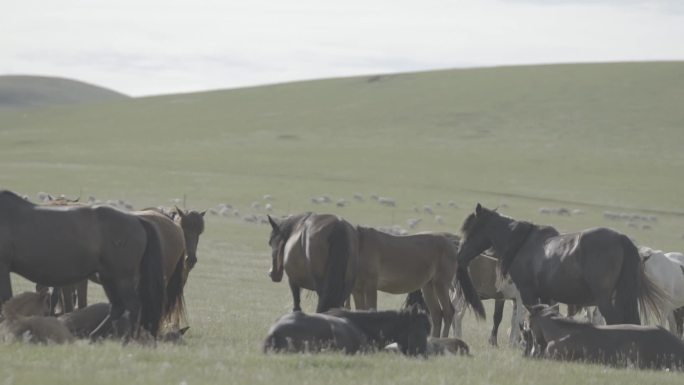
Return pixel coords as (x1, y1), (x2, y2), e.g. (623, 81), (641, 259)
(0, 75), (128, 109)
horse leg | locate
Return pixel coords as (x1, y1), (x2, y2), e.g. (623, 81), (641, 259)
(62, 285), (75, 313)
(434, 282), (455, 337)
(450, 289), (465, 338)
(489, 299), (504, 346)
(116, 278), (142, 340)
(289, 280), (302, 312)
(421, 284), (442, 338)
(90, 277), (124, 341)
(77, 279), (88, 309)
(667, 310), (677, 334)
(351, 286), (367, 310)
(509, 295), (525, 346)
(0, 263), (12, 308)
(595, 295), (620, 325)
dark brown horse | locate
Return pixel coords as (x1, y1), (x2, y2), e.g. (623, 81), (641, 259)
(263, 311), (367, 354)
(456, 204), (667, 325)
(526, 304), (684, 370)
(267, 213), (358, 313)
(0, 190), (165, 338)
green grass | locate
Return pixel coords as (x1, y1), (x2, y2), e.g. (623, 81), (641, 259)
(1, 62), (684, 384)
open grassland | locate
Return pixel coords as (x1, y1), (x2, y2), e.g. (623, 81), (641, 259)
(0, 62), (683, 384)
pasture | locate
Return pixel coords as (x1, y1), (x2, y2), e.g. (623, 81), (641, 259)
(0, 62), (683, 384)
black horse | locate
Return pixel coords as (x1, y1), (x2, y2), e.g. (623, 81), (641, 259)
(456, 204), (666, 325)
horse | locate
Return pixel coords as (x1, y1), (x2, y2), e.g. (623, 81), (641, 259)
(0, 291), (74, 344)
(262, 311), (367, 354)
(353, 227), (459, 337)
(0, 190), (165, 339)
(456, 204), (667, 325)
(638, 247), (684, 334)
(267, 213), (358, 313)
(526, 304), (684, 370)
(58, 302), (189, 343)
(134, 208), (205, 329)
(172, 207), (206, 283)
(451, 252), (525, 346)
(327, 307), (431, 356)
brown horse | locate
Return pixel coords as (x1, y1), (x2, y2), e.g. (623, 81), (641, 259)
(354, 227), (458, 337)
(0, 190), (165, 339)
(0, 291), (74, 344)
(456, 204), (667, 325)
(267, 213), (358, 313)
(526, 304), (684, 370)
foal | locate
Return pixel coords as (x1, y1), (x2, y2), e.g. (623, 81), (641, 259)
(0, 292), (74, 344)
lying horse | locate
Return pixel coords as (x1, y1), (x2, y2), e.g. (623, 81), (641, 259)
(526, 304), (684, 370)
(263, 311), (367, 354)
(267, 213), (358, 313)
(327, 307), (431, 356)
(456, 204), (667, 324)
(0, 291), (74, 344)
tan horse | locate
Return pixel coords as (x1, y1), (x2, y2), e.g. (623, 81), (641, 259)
(354, 227), (459, 337)
(0, 291), (74, 344)
(267, 213), (359, 313)
(135, 208), (204, 328)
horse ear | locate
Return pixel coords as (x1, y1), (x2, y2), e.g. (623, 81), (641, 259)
(179, 326), (190, 335)
(175, 206), (186, 219)
(199, 210), (206, 217)
(475, 203), (483, 216)
(267, 215), (280, 233)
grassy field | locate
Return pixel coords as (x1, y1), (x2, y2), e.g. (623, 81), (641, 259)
(1, 62), (683, 384)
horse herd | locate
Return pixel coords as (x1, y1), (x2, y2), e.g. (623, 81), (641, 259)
(2, 188), (684, 371)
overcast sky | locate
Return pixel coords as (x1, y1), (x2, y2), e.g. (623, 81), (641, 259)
(1, 0), (683, 96)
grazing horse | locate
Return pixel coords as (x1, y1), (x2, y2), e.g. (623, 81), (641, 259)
(0, 291), (74, 344)
(639, 247), (684, 334)
(267, 213), (359, 313)
(526, 304), (684, 370)
(451, 252), (525, 346)
(0, 190), (165, 338)
(263, 311), (367, 354)
(354, 227), (459, 337)
(456, 204), (666, 325)
(327, 307), (431, 356)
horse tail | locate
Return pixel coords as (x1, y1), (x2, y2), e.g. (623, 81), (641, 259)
(402, 290), (429, 313)
(316, 220), (352, 313)
(456, 266), (486, 320)
(162, 252), (187, 328)
(615, 235), (669, 324)
(137, 218), (166, 337)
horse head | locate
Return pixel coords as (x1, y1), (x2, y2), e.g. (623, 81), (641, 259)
(458, 203), (497, 266)
(267, 215), (285, 282)
(2, 291), (51, 318)
(175, 206), (205, 271)
(397, 306), (431, 357)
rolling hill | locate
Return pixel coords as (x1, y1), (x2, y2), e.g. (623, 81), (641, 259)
(0, 75), (128, 109)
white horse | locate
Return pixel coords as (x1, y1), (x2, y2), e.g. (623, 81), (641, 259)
(451, 254), (525, 347)
(639, 247), (683, 333)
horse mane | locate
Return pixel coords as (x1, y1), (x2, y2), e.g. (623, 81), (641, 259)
(499, 220), (536, 277)
(276, 212), (311, 239)
(459, 212), (477, 234)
